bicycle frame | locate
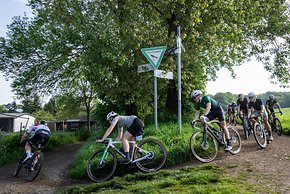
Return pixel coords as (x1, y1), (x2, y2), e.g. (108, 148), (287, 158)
(197, 120), (225, 146)
(100, 138), (150, 164)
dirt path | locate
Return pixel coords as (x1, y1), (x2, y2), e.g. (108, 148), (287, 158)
(0, 142), (88, 194)
(170, 126), (290, 193)
(0, 126), (289, 193)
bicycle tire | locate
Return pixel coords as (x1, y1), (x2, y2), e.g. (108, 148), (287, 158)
(227, 127), (241, 155)
(135, 139), (167, 172)
(274, 118), (283, 136)
(87, 148), (117, 182)
(253, 123), (267, 148)
(14, 152), (26, 177)
(190, 130), (218, 163)
(26, 151), (44, 181)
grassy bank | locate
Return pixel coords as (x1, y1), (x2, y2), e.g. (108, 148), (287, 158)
(279, 107), (290, 135)
(58, 164), (275, 194)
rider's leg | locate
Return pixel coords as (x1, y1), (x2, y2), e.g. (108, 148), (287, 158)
(263, 112), (273, 140)
(122, 131), (134, 159)
(25, 142), (32, 157)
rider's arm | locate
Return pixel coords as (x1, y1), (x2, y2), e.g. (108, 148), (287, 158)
(98, 122), (116, 142)
(115, 127), (123, 141)
(276, 102), (283, 114)
(260, 105), (265, 114)
(192, 110), (200, 123)
(203, 102), (211, 116)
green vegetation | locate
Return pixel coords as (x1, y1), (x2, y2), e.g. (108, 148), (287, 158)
(279, 107), (290, 135)
(0, 129), (90, 166)
(58, 164), (275, 194)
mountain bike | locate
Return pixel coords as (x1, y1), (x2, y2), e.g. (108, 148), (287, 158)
(249, 115), (269, 148)
(268, 111), (283, 136)
(190, 120), (241, 163)
(87, 137), (167, 182)
(14, 143), (44, 181)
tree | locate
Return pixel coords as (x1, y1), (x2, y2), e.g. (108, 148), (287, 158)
(0, 0), (289, 120)
(22, 95), (41, 114)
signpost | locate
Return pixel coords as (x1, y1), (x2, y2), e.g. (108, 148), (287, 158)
(140, 46), (170, 129)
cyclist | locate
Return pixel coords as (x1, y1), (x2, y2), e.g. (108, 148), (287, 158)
(226, 103), (232, 123)
(190, 90), (232, 151)
(247, 92), (273, 141)
(265, 95), (283, 116)
(237, 94), (249, 119)
(97, 111), (144, 163)
(20, 120), (51, 162)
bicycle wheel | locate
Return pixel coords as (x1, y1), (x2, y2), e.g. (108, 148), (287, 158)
(26, 151), (44, 181)
(14, 152), (26, 177)
(135, 139), (167, 172)
(190, 130), (218, 163)
(227, 128), (241, 155)
(87, 148), (117, 182)
(253, 123), (267, 148)
(274, 118), (283, 136)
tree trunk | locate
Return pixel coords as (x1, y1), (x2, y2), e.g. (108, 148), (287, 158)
(166, 80), (178, 113)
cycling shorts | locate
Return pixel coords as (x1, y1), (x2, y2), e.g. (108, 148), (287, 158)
(127, 118), (144, 137)
(206, 106), (226, 122)
(250, 110), (268, 119)
(28, 132), (50, 148)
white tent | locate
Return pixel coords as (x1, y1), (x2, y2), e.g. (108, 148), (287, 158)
(0, 113), (35, 133)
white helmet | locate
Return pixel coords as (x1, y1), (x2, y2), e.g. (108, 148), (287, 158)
(248, 92), (256, 98)
(269, 95), (275, 100)
(106, 111), (118, 121)
(191, 90), (202, 99)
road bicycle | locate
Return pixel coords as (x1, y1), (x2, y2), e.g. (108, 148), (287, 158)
(87, 137), (167, 182)
(14, 143), (44, 181)
(249, 115), (269, 149)
(190, 120), (241, 163)
(268, 111), (283, 136)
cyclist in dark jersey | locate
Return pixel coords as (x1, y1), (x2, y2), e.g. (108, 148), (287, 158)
(247, 92), (273, 141)
(265, 95), (283, 115)
(237, 94), (249, 120)
(191, 90), (232, 151)
(97, 111), (144, 163)
(20, 120), (51, 162)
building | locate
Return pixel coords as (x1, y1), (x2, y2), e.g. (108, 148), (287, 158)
(0, 113), (35, 133)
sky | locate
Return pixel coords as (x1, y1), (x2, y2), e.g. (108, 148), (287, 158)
(0, 0), (289, 105)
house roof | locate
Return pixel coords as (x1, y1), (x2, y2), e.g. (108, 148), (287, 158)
(0, 113), (35, 119)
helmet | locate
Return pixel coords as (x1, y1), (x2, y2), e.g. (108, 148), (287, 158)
(231, 101), (236, 105)
(238, 94), (244, 99)
(39, 120), (47, 125)
(248, 92), (256, 98)
(269, 95), (275, 100)
(106, 111), (118, 121)
(191, 90), (202, 99)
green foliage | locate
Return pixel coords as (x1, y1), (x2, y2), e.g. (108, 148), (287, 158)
(58, 164), (268, 194)
(279, 108), (290, 135)
(1, 0), (289, 120)
(0, 131), (84, 166)
(33, 109), (55, 122)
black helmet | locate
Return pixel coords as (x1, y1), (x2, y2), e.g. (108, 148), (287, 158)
(39, 120), (47, 125)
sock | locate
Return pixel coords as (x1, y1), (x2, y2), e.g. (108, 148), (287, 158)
(226, 139), (231, 146)
(125, 152), (129, 159)
(26, 150), (31, 157)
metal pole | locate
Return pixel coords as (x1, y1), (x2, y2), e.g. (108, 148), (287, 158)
(154, 69), (158, 129)
(177, 26), (182, 133)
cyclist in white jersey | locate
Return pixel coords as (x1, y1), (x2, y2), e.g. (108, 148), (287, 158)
(97, 111), (144, 163)
(20, 120), (51, 162)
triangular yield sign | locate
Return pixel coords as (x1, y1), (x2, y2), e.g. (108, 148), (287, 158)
(141, 46), (167, 70)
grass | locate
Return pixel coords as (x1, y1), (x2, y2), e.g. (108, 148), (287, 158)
(279, 107), (290, 135)
(57, 164), (275, 194)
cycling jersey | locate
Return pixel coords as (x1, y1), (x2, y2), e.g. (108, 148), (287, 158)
(194, 95), (225, 122)
(111, 115), (144, 137)
(248, 98), (264, 111)
(265, 99), (277, 112)
(195, 96), (220, 111)
(26, 124), (51, 136)
(237, 98), (248, 113)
